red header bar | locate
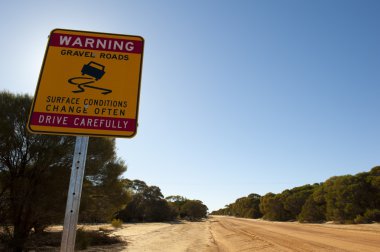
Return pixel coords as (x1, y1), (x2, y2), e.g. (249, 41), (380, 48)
(30, 112), (136, 132)
(50, 33), (143, 54)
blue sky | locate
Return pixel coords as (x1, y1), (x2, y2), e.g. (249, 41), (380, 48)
(1, 0), (379, 211)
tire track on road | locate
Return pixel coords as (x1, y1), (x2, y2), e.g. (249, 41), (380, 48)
(210, 218), (282, 251)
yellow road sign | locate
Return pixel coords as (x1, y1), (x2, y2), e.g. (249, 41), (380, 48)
(28, 29), (144, 137)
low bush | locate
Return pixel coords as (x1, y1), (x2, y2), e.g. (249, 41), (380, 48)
(1, 228), (125, 250)
(111, 219), (123, 229)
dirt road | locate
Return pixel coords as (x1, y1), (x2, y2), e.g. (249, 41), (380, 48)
(210, 216), (380, 252)
(108, 216), (380, 252)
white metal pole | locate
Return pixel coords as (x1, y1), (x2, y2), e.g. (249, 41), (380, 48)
(60, 136), (89, 252)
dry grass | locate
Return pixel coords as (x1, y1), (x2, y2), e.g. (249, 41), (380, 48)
(0, 227), (125, 251)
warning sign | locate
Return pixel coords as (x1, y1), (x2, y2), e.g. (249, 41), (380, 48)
(28, 29), (144, 138)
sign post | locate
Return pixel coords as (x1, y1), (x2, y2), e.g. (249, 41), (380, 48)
(60, 136), (89, 252)
(28, 29), (144, 251)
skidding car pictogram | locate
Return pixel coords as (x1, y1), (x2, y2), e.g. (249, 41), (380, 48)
(68, 61), (112, 94)
(81, 61), (106, 80)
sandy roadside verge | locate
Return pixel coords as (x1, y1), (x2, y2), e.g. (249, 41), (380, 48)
(113, 220), (217, 252)
(48, 220), (216, 251)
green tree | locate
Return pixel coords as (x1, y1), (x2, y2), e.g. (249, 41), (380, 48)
(79, 154), (130, 223)
(180, 200), (208, 221)
(259, 193), (289, 221)
(143, 198), (177, 222)
(323, 175), (369, 223)
(247, 193), (263, 218)
(0, 92), (129, 250)
(353, 167), (380, 223)
(228, 193), (262, 219)
(117, 180), (177, 222)
(298, 194), (326, 223)
(125, 179), (149, 194)
(367, 166), (380, 213)
(282, 185), (316, 220)
(166, 195), (187, 217)
(0, 92), (75, 251)
(210, 208), (229, 216)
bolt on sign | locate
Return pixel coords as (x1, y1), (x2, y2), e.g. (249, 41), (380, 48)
(28, 29), (144, 138)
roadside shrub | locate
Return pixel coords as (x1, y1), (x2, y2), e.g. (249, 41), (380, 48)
(75, 229), (91, 250)
(354, 209), (380, 224)
(111, 218), (123, 228)
(355, 209), (380, 223)
(354, 215), (369, 224)
(364, 209), (380, 222)
(76, 229), (124, 248)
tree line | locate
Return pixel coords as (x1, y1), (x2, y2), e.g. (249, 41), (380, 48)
(211, 167), (380, 224)
(0, 92), (207, 251)
(116, 180), (208, 222)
